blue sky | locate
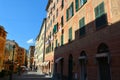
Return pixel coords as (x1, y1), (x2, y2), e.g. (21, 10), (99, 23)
(0, 0), (48, 49)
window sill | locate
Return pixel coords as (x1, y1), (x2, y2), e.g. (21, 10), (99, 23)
(66, 15), (74, 22)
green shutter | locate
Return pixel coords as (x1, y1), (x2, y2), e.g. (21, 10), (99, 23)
(54, 24), (58, 33)
(69, 27), (72, 41)
(79, 17), (85, 36)
(82, 18), (85, 27)
(79, 17), (85, 28)
(79, 19), (81, 28)
(83, 0), (87, 4)
(95, 2), (105, 18)
(55, 25), (57, 33)
(56, 39), (58, 47)
(76, 0), (79, 11)
(66, 9), (68, 21)
(53, 28), (54, 34)
(61, 34), (64, 45)
(51, 43), (53, 51)
(99, 2), (105, 16)
(94, 6), (98, 18)
(72, 3), (74, 16)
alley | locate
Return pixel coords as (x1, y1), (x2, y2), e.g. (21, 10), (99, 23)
(0, 71), (52, 80)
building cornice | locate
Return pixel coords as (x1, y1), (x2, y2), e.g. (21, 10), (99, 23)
(46, 0), (53, 11)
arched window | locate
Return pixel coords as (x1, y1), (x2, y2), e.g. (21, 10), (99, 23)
(96, 43), (111, 80)
(68, 54), (73, 80)
(97, 43), (109, 53)
(79, 51), (87, 80)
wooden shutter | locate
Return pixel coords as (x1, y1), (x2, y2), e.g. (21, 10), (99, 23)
(69, 27), (72, 40)
(76, 0), (79, 11)
(61, 34), (64, 45)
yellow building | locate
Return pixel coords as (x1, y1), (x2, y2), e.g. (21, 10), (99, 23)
(35, 18), (46, 73)
(17, 47), (26, 66)
(45, 0), (120, 80)
(0, 26), (7, 72)
(29, 46), (35, 69)
(4, 40), (19, 72)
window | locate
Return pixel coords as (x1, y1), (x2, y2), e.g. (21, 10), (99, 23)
(61, 0), (64, 9)
(79, 51), (87, 80)
(61, 16), (64, 27)
(57, 0), (59, 3)
(61, 34), (64, 45)
(53, 3), (55, 10)
(94, 2), (107, 28)
(46, 45), (51, 53)
(53, 23), (58, 34)
(66, 2), (74, 21)
(95, 2), (105, 18)
(52, 43), (54, 51)
(50, 32), (51, 38)
(56, 9), (58, 17)
(69, 27), (72, 42)
(50, 8), (52, 15)
(56, 39), (58, 48)
(96, 43), (111, 80)
(75, 0), (87, 11)
(50, 20), (52, 26)
(53, 15), (55, 22)
(79, 17), (86, 36)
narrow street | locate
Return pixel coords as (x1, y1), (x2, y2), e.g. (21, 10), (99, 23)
(0, 71), (52, 80)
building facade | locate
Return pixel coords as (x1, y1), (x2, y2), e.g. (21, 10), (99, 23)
(35, 18), (46, 73)
(50, 0), (120, 80)
(29, 46), (35, 70)
(4, 40), (19, 72)
(17, 47), (26, 66)
(0, 26), (7, 72)
(44, 0), (60, 75)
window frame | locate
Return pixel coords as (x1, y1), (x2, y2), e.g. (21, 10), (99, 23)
(66, 2), (74, 21)
(79, 17), (86, 36)
(94, 2), (107, 29)
(94, 2), (105, 18)
(61, 16), (64, 27)
(75, 0), (87, 11)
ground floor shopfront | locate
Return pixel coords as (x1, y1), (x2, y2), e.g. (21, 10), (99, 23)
(42, 52), (54, 75)
(54, 23), (120, 80)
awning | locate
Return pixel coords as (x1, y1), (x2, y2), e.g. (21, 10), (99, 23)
(55, 57), (63, 63)
(40, 61), (50, 66)
(96, 53), (108, 58)
(78, 56), (86, 59)
(45, 61), (49, 66)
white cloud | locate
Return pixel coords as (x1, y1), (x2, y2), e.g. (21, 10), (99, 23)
(27, 38), (34, 44)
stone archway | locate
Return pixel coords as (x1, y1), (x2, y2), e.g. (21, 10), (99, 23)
(68, 54), (73, 80)
(79, 51), (87, 80)
(96, 43), (111, 80)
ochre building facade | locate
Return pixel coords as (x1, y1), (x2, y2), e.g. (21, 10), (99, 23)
(45, 0), (120, 80)
(0, 26), (7, 72)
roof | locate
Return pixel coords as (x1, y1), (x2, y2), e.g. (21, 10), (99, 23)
(0, 25), (4, 29)
(36, 18), (46, 40)
(0, 25), (7, 33)
(46, 0), (52, 11)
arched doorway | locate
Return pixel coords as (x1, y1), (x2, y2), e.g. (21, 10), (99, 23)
(68, 54), (73, 80)
(79, 51), (87, 80)
(96, 43), (111, 80)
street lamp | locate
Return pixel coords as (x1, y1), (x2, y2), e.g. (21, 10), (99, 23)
(9, 41), (15, 80)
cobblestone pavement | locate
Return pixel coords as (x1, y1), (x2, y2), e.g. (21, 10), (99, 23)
(0, 71), (52, 80)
